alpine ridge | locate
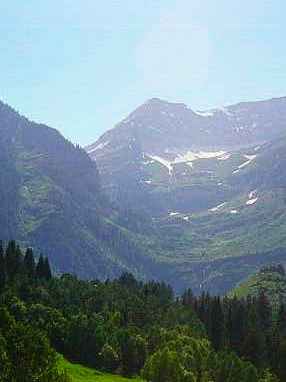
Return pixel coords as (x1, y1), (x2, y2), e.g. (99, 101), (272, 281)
(85, 96), (286, 294)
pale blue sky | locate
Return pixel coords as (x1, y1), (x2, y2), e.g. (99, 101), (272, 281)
(1, 0), (286, 145)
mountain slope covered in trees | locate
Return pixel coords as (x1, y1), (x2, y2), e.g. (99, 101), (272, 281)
(229, 265), (286, 301)
(0, 241), (280, 381)
(0, 101), (158, 281)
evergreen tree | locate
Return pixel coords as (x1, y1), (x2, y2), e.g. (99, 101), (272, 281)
(242, 304), (267, 367)
(257, 291), (272, 334)
(231, 301), (246, 354)
(278, 302), (286, 333)
(0, 240), (6, 290)
(36, 254), (45, 279)
(5, 240), (17, 279)
(257, 291), (272, 360)
(15, 244), (23, 276)
(43, 257), (52, 281)
(276, 335), (286, 381)
(210, 296), (227, 351)
(182, 288), (193, 306)
(23, 248), (36, 279)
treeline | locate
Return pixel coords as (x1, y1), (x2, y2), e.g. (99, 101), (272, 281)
(0, 240), (281, 381)
(182, 280), (286, 380)
(260, 264), (285, 276)
(0, 240), (51, 290)
(0, 240), (67, 382)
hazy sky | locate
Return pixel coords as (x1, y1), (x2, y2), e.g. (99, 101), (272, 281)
(1, 0), (286, 145)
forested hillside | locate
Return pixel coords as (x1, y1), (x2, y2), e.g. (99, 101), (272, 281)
(0, 101), (160, 282)
(230, 265), (286, 302)
(0, 240), (282, 381)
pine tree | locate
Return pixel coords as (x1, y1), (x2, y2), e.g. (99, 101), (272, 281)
(278, 302), (286, 333)
(198, 292), (206, 322)
(210, 296), (227, 351)
(257, 290), (272, 360)
(0, 240), (6, 290)
(36, 254), (45, 279)
(5, 240), (17, 279)
(242, 304), (267, 367)
(23, 248), (36, 279)
(43, 257), (52, 281)
(257, 291), (272, 333)
(182, 288), (193, 306)
(15, 245), (23, 276)
(276, 335), (286, 381)
(230, 301), (246, 355)
(204, 292), (212, 336)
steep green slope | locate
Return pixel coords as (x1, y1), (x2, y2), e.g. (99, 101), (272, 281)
(0, 101), (155, 280)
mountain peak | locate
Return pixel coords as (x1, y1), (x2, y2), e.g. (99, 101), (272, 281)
(145, 97), (188, 109)
(146, 97), (167, 105)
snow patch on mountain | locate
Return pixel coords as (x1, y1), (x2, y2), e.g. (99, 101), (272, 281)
(217, 153), (231, 160)
(244, 154), (257, 161)
(193, 110), (215, 117)
(87, 141), (109, 153)
(248, 190), (257, 199)
(147, 154), (173, 174)
(174, 151), (226, 163)
(210, 202), (226, 212)
(246, 197), (258, 205)
(146, 151), (226, 175)
(246, 190), (259, 205)
(237, 155), (257, 169)
(232, 154), (257, 173)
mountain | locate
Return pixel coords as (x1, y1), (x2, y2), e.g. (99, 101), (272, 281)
(85, 96), (286, 294)
(86, 96), (286, 216)
(88, 96), (286, 154)
(2, 96), (286, 296)
(132, 134), (286, 294)
(0, 101), (157, 280)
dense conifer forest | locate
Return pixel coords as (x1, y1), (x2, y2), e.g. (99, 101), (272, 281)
(0, 240), (284, 381)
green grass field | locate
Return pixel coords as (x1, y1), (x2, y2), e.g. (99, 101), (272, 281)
(58, 355), (143, 382)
